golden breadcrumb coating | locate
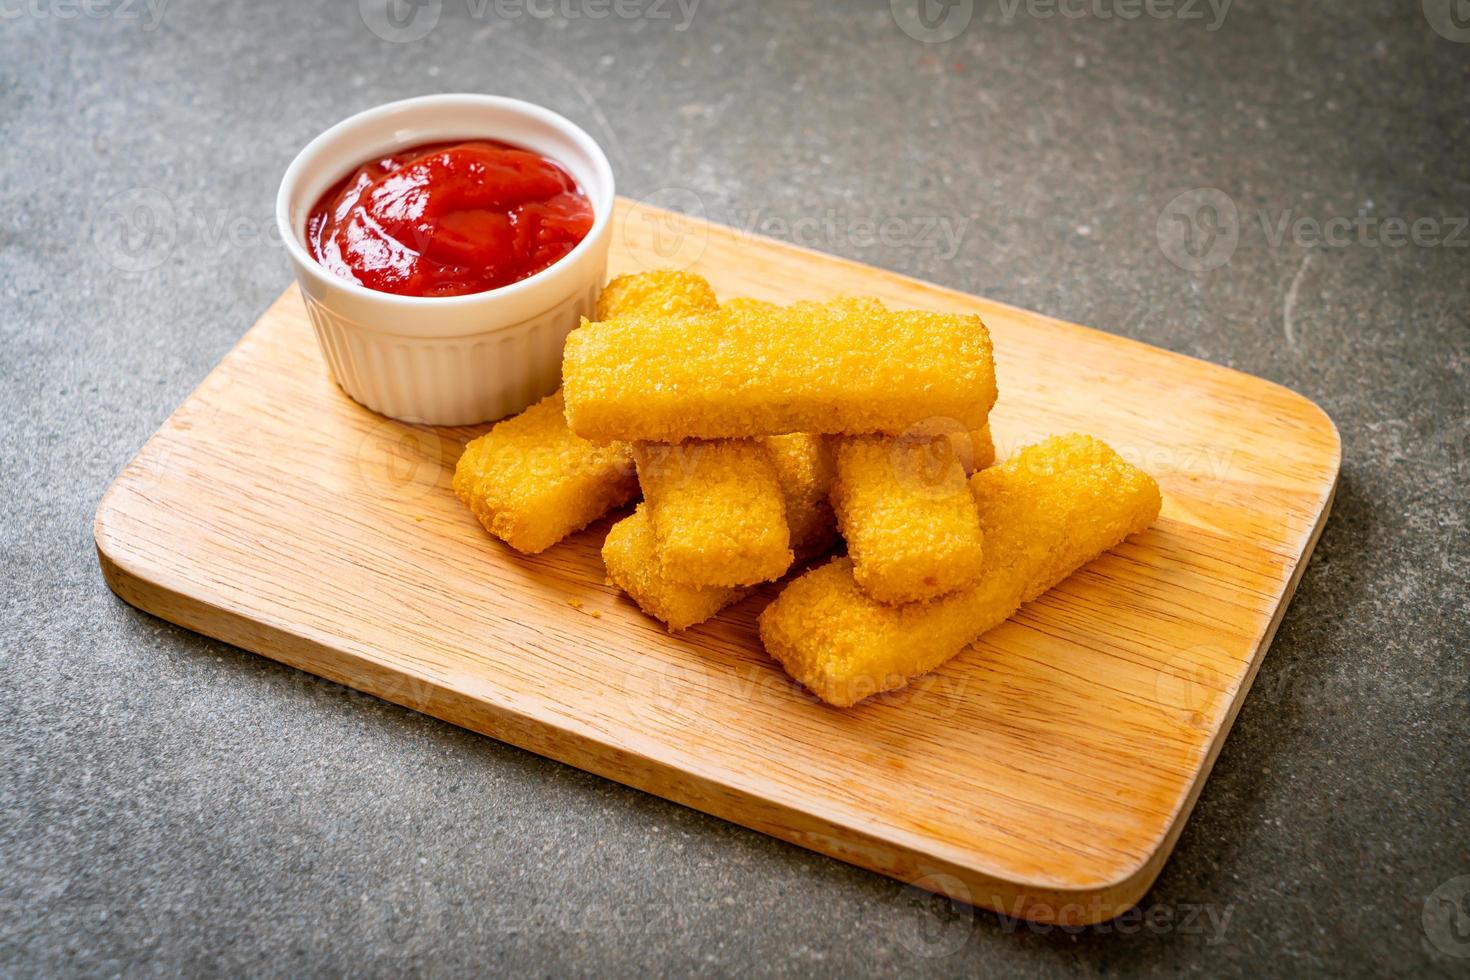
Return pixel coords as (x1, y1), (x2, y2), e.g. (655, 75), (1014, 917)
(719, 297), (780, 316)
(633, 439), (793, 587)
(892, 417), (995, 474)
(602, 504), (750, 631)
(594, 269), (719, 321)
(763, 432), (838, 558)
(758, 434), (1162, 707)
(831, 433), (986, 604)
(562, 297), (996, 442)
(453, 390), (637, 554)
(454, 270), (721, 553)
(968, 422), (996, 472)
(604, 435), (839, 631)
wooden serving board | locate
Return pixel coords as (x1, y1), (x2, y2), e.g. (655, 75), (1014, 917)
(95, 198), (1339, 925)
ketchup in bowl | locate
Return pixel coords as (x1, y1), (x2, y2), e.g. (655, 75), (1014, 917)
(306, 140), (594, 298)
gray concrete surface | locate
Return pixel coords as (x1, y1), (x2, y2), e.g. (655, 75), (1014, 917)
(2, 1), (1467, 976)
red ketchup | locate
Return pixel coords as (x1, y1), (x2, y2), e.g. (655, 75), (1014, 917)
(306, 140), (593, 297)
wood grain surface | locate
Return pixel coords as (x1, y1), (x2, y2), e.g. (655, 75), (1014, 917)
(94, 198), (1340, 925)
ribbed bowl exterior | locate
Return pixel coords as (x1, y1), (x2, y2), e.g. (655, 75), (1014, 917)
(304, 278), (601, 426)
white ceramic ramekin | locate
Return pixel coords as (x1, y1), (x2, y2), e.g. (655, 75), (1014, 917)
(276, 94), (615, 426)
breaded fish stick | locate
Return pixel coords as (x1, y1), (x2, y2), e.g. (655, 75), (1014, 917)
(454, 270), (720, 553)
(453, 390), (638, 554)
(759, 434), (1162, 706)
(602, 504), (750, 631)
(894, 418), (995, 474)
(831, 432), (986, 604)
(563, 298), (996, 442)
(595, 268), (719, 321)
(605, 434), (840, 630)
(633, 439), (793, 587)
(972, 424), (996, 470)
(962, 421), (996, 473)
(764, 432), (838, 558)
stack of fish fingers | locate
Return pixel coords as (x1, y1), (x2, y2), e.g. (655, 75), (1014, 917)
(455, 269), (1160, 706)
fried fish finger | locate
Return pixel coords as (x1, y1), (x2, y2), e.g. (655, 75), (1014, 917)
(454, 271), (720, 553)
(633, 439), (793, 587)
(452, 390), (638, 554)
(758, 434), (1162, 706)
(595, 268), (719, 321)
(563, 298), (996, 441)
(763, 432), (838, 558)
(831, 432), (986, 604)
(963, 421), (996, 473)
(606, 434), (840, 630)
(602, 504), (750, 631)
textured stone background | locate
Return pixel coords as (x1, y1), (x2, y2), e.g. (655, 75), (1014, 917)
(2, 1), (1467, 976)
